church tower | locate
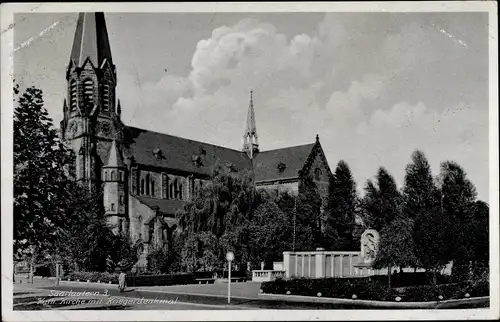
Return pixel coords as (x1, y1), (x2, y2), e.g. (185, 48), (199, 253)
(60, 12), (122, 190)
(102, 140), (127, 234)
(242, 91), (259, 159)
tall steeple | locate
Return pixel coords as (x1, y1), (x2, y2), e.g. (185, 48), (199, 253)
(61, 12), (120, 191)
(69, 12), (113, 68)
(242, 90), (259, 159)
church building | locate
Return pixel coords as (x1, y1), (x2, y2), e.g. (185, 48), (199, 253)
(59, 13), (334, 266)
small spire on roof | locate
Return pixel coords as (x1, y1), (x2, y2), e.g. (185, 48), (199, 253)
(316, 134), (320, 143)
(106, 139), (124, 167)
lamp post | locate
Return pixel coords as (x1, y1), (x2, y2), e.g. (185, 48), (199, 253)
(226, 251), (234, 304)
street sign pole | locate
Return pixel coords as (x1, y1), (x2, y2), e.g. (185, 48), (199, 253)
(228, 261), (231, 304)
(226, 251), (234, 304)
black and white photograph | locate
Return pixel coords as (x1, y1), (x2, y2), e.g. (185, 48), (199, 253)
(1, 2), (498, 321)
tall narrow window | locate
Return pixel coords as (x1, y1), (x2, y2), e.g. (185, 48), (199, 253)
(151, 179), (156, 197)
(169, 183), (174, 199)
(111, 203), (116, 211)
(103, 84), (110, 111)
(111, 171), (116, 181)
(145, 173), (150, 196)
(174, 178), (178, 199)
(83, 79), (94, 108)
(179, 184), (183, 200)
(140, 178), (145, 195)
(314, 168), (322, 181)
(70, 80), (77, 111)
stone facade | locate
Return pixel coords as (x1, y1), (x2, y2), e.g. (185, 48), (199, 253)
(60, 13), (335, 267)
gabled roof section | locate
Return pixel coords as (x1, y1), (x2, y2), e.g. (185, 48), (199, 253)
(253, 143), (315, 183)
(133, 194), (185, 218)
(70, 12), (113, 68)
(123, 126), (253, 176)
(105, 140), (124, 167)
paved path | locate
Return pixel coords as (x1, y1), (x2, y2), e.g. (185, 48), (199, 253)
(13, 283), (244, 310)
(12, 279), (357, 310)
(138, 281), (263, 299)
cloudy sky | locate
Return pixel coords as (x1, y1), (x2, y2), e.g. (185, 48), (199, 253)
(14, 12), (489, 201)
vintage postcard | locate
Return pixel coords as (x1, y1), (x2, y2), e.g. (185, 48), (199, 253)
(1, 2), (498, 321)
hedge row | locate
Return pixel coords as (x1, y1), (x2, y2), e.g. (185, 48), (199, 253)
(261, 277), (489, 302)
(64, 272), (119, 284)
(63, 271), (197, 286)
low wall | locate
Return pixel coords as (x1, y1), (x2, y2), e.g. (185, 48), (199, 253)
(252, 270), (285, 282)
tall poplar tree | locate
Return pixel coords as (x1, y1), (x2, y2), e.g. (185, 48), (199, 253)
(324, 160), (358, 250)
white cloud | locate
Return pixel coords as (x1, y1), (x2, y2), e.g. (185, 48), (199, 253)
(111, 13), (488, 201)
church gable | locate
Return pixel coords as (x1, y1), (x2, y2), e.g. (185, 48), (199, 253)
(253, 143), (315, 183)
(300, 136), (333, 197)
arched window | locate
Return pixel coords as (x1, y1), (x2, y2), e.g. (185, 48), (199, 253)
(83, 79), (94, 108)
(119, 195), (124, 205)
(111, 203), (116, 212)
(169, 183), (174, 199)
(111, 171), (116, 181)
(179, 184), (183, 200)
(104, 171), (109, 181)
(145, 173), (150, 196)
(102, 84), (110, 111)
(151, 179), (155, 197)
(140, 178), (145, 195)
(70, 80), (77, 111)
(314, 168), (322, 181)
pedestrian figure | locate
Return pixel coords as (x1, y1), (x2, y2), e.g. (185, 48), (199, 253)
(118, 270), (126, 292)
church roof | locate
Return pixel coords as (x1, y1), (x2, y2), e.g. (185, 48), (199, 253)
(70, 12), (113, 68)
(123, 126), (253, 176)
(253, 143), (316, 183)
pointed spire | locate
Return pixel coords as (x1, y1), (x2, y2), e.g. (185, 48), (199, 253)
(63, 99), (68, 112)
(242, 90), (259, 159)
(106, 140), (124, 167)
(70, 12), (113, 68)
(316, 134), (319, 143)
(244, 90), (257, 139)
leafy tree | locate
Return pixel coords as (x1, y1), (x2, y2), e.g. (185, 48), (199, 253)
(471, 200), (489, 276)
(365, 168), (418, 286)
(180, 232), (221, 272)
(248, 199), (293, 268)
(403, 151), (451, 285)
(147, 236), (182, 274)
(402, 150), (436, 220)
(439, 161), (478, 281)
(323, 160), (358, 250)
(361, 167), (402, 232)
(374, 217), (419, 286)
(177, 168), (257, 269)
(413, 198), (454, 286)
(295, 174), (322, 250)
(13, 86), (72, 280)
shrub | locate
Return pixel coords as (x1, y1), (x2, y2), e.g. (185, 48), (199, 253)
(64, 272), (119, 284)
(261, 277), (488, 302)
